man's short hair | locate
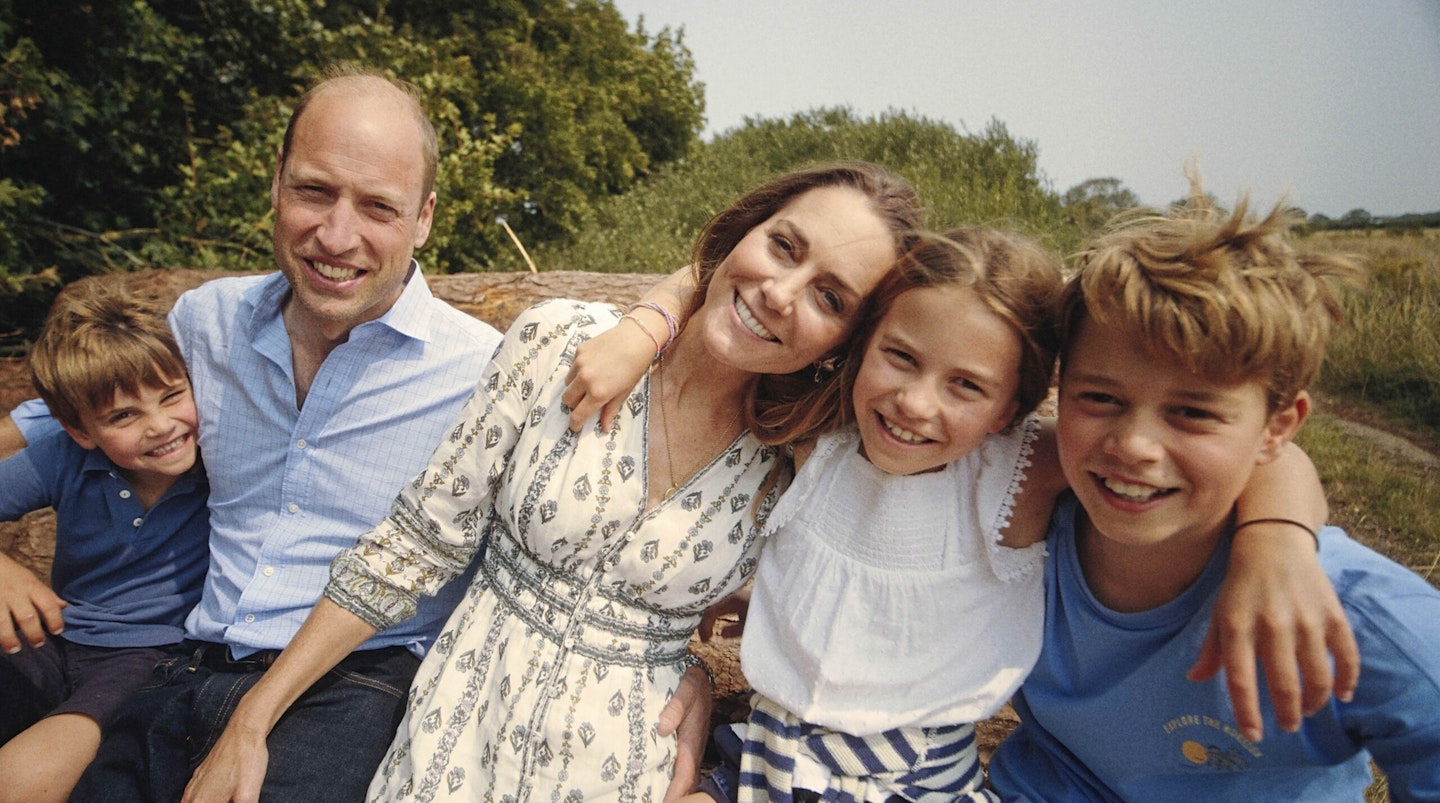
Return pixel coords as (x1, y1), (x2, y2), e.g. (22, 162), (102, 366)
(280, 62), (439, 203)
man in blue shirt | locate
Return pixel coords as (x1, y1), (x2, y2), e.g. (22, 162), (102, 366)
(8, 65), (504, 800)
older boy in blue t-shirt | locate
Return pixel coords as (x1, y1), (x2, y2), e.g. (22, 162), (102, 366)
(989, 182), (1440, 801)
(0, 283), (209, 802)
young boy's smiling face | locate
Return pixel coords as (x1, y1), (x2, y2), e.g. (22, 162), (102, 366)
(64, 373), (200, 484)
(1056, 317), (1301, 551)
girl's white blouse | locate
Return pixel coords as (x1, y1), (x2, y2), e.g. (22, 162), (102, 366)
(740, 419), (1047, 734)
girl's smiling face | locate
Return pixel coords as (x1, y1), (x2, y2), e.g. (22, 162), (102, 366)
(852, 284), (1022, 476)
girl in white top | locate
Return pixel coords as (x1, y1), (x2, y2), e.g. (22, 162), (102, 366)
(694, 228), (1061, 802)
(571, 226), (1344, 803)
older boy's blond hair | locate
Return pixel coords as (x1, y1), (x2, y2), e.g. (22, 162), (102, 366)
(29, 282), (188, 431)
(1058, 177), (1365, 412)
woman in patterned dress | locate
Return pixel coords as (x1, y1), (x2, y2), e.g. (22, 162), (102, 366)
(182, 162), (925, 803)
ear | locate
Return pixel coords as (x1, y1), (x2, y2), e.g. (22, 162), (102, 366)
(1256, 390), (1310, 465)
(413, 191), (437, 249)
(989, 397), (1022, 435)
(60, 422), (99, 452)
(270, 146), (284, 211)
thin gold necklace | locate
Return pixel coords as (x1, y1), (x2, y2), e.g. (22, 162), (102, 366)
(656, 354), (742, 500)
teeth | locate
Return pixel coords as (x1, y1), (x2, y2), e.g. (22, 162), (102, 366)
(734, 296), (778, 342)
(1102, 476), (1163, 502)
(313, 261), (359, 281)
(148, 436), (188, 457)
(882, 416), (929, 444)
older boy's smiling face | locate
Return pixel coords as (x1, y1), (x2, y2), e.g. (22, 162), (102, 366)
(1056, 318), (1291, 551)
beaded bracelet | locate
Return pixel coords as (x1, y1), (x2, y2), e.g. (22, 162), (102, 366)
(619, 314), (664, 357)
(1232, 517), (1319, 551)
(630, 301), (678, 355)
(678, 648), (716, 689)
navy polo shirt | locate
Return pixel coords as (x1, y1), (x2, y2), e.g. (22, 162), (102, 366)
(0, 429), (209, 647)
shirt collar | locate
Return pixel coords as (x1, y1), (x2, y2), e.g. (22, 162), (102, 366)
(80, 442), (208, 492)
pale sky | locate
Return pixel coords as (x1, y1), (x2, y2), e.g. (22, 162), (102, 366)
(612, 0), (1440, 218)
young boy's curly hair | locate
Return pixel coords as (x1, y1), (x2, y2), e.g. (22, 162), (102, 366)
(29, 282), (187, 430)
(1058, 173), (1367, 412)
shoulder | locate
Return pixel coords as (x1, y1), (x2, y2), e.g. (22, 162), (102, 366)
(0, 428), (84, 507)
(169, 273), (277, 335)
(14, 428), (86, 471)
(173, 273), (273, 312)
(424, 294), (503, 356)
(1323, 529), (1440, 622)
(502, 299), (622, 346)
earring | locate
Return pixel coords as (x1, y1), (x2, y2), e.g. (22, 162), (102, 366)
(812, 356), (838, 383)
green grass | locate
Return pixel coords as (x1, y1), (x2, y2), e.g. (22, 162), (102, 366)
(1310, 230), (1440, 446)
(1269, 231), (1440, 803)
(1293, 411), (1440, 586)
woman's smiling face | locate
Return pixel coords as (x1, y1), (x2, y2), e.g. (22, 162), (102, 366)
(693, 185), (898, 376)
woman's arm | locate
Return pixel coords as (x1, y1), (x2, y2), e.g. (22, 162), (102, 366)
(563, 267), (697, 432)
(1192, 441), (1359, 744)
(181, 598), (377, 803)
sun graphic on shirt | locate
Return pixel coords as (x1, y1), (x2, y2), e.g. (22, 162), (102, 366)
(1181, 740), (1209, 764)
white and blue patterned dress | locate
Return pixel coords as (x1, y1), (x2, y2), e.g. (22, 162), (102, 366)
(326, 299), (783, 802)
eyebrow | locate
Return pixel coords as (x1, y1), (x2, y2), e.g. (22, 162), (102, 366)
(1068, 371), (1232, 404)
(770, 216), (879, 307)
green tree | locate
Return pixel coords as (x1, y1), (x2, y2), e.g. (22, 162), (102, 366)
(1060, 177), (1141, 233)
(0, 0), (703, 335)
(1340, 208), (1373, 229)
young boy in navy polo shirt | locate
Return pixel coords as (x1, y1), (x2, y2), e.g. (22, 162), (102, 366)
(0, 283), (210, 803)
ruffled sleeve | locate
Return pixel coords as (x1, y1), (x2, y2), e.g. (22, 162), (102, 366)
(972, 414), (1047, 582)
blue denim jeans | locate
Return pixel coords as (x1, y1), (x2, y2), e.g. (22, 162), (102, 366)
(69, 641), (419, 802)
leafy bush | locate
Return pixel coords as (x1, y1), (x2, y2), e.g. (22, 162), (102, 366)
(523, 108), (1081, 275)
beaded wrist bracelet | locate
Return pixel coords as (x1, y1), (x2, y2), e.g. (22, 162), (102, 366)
(626, 301), (678, 358)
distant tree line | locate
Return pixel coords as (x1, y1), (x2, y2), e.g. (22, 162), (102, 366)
(1305, 208), (1440, 233)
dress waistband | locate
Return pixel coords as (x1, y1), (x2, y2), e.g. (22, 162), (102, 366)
(482, 526), (699, 668)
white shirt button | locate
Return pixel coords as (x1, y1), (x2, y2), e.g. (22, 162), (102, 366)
(296, 439), (307, 449)
(263, 566), (275, 577)
(244, 614), (256, 623)
(119, 489), (132, 499)
(288, 503), (299, 513)
(131, 517), (144, 527)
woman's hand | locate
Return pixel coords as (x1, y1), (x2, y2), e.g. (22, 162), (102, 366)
(660, 665), (713, 802)
(182, 599), (379, 802)
(1190, 521), (1359, 743)
(563, 317), (658, 433)
(182, 710), (271, 803)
